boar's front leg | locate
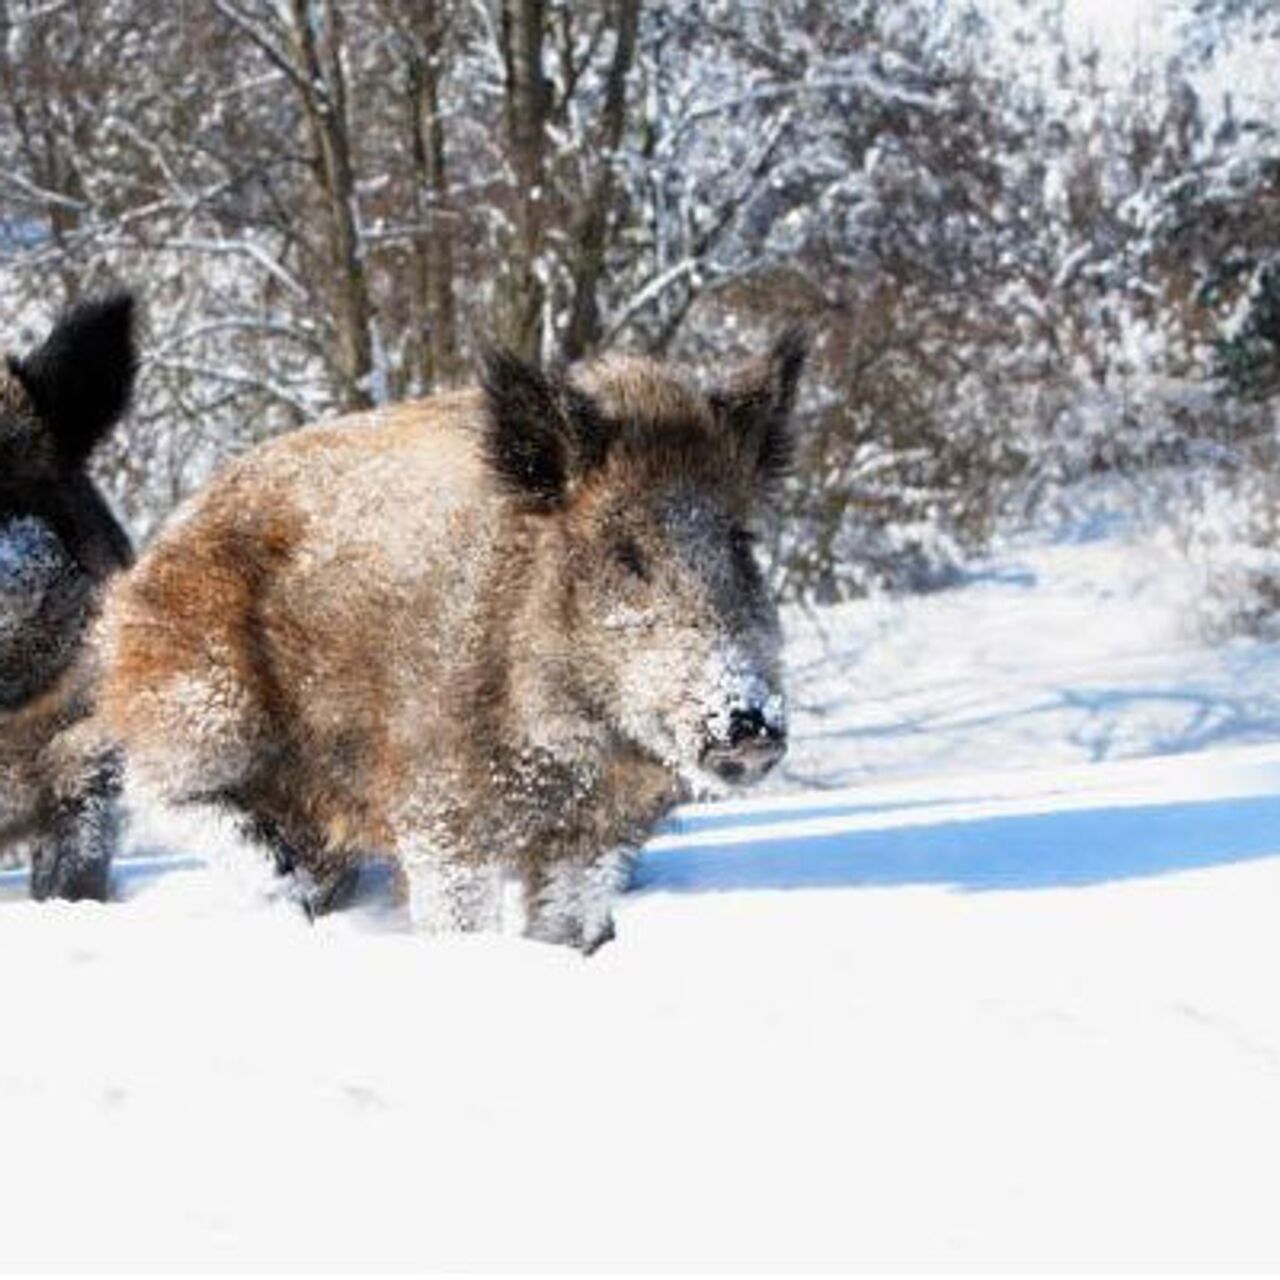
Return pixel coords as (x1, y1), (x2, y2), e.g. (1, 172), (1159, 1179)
(522, 848), (635, 955)
(403, 852), (502, 936)
(29, 745), (123, 902)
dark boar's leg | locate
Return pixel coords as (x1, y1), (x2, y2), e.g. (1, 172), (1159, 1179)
(236, 811), (360, 919)
(236, 812), (302, 878)
(294, 860), (362, 920)
(29, 746), (123, 902)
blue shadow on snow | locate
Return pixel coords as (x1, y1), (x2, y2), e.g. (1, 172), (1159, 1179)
(633, 793), (1280, 895)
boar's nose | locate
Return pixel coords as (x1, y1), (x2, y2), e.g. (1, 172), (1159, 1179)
(703, 706), (787, 784)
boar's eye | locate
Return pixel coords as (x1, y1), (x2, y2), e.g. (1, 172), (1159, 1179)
(729, 526), (758, 560)
(730, 526), (762, 579)
(614, 537), (649, 581)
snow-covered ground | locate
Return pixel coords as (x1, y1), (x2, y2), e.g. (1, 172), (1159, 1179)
(4, 525), (1280, 1270)
(778, 524), (1280, 789)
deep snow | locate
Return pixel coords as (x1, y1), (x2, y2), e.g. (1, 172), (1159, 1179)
(3, 526), (1280, 1269)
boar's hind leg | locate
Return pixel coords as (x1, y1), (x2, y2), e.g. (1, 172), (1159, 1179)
(291, 858), (361, 920)
(403, 854), (502, 936)
(237, 813), (360, 919)
(238, 813), (302, 878)
(29, 746), (123, 902)
(522, 849), (635, 955)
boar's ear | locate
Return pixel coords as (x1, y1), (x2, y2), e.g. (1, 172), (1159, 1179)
(10, 291), (137, 471)
(711, 325), (809, 489)
(480, 347), (608, 507)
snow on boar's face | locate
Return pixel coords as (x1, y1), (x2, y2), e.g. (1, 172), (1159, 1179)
(482, 329), (807, 793)
(0, 294), (135, 710)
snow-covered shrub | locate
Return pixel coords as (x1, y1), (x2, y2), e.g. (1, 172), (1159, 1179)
(0, 0), (1274, 615)
(1172, 422), (1280, 639)
(1216, 253), (1280, 403)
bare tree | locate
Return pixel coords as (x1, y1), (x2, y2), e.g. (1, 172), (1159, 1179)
(213, 0), (375, 408)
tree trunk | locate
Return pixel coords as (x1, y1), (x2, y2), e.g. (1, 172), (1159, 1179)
(500, 0), (550, 360)
(403, 1), (459, 391)
(562, 0), (640, 362)
(288, 0), (376, 409)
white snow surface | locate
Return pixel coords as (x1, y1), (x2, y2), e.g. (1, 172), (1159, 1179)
(4, 525), (1280, 1269)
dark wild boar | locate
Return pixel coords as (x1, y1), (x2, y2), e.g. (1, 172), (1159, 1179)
(0, 294), (136, 900)
(40, 330), (806, 948)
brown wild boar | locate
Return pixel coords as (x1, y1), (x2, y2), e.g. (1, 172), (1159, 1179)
(0, 294), (136, 900)
(38, 331), (806, 949)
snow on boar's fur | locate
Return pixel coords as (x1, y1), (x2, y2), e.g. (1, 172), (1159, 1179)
(0, 294), (135, 899)
(43, 330), (806, 949)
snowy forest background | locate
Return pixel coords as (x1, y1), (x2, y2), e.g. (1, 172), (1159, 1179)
(0, 0), (1277, 621)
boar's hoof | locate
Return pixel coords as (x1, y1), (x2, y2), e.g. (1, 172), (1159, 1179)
(581, 916), (616, 957)
(525, 911), (616, 955)
(297, 862), (362, 921)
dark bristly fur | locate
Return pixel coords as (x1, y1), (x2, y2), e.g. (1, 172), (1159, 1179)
(0, 292), (137, 899)
(711, 325), (809, 488)
(10, 292), (137, 472)
(480, 346), (611, 506)
(41, 329), (807, 944)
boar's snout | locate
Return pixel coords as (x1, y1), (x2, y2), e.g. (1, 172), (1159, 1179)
(701, 702), (787, 785)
